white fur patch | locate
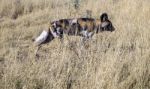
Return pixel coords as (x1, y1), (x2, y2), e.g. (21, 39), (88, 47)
(88, 32), (94, 37)
(34, 30), (49, 45)
(71, 19), (77, 25)
(81, 31), (94, 38)
(52, 22), (57, 28)
(81, 30), (88, 37)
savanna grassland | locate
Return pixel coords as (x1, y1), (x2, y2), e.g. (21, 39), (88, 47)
(0, 0), (150, 89)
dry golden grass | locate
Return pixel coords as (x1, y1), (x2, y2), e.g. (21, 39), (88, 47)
(0, 0), (150, 89)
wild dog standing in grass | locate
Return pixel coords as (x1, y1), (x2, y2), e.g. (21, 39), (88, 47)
(33, 13), (115, 56)
(33, 13), (114, 45)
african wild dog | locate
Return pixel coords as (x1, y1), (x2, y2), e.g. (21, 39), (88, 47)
(33, 13), (115, 57)
(33, 13), (115, 45)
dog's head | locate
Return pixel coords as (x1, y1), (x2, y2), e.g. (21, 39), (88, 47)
(100, 13), (115, 32)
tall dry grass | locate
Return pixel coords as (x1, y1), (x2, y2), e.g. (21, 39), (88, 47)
(0, 0), (150, 89)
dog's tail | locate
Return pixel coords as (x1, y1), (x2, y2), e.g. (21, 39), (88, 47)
(34, 30), (49, 45)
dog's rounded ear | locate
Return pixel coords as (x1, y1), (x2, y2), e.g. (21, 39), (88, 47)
(100, 13), (108, 22)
